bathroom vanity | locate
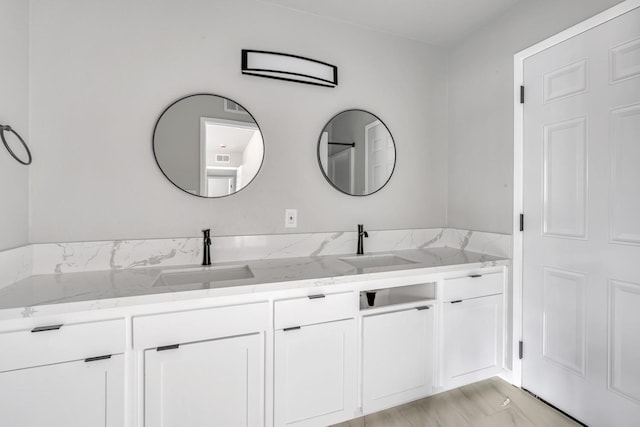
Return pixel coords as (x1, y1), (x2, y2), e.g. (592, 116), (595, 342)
(0, 247), (508, 427)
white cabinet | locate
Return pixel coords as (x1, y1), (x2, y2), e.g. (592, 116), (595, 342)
(362, 305), (434, 414)
(145, 334), (263, 427)
(441, 272), (504, 389)
(0, 355), (124, 427)
(274, 320), (357, 427)
(274, 292), (357, 427)
(0, 319), (125, 427)
(135, 302), (269, 427)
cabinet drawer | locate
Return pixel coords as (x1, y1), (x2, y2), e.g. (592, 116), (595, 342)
(274, 292), (355, 330)
(443, 272), (504, 302)
(133, 302), (269, 350)
(0, 318), (125, 373)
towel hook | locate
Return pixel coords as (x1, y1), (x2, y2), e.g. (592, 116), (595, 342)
(0, 124), (32, 165)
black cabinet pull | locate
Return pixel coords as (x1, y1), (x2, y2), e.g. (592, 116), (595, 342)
(308, 294), (326, 299)
(469, 274), (483, 278)
(416, 306), (431, 310)
(31, 324), (63, 333)
(85, 355), (112, 363)
(157, 344), (180, 352)
(450, 300), (463, 304)
(283, 326), (301, 332)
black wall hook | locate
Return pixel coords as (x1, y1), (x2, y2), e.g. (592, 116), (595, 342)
(1, 124), (32, 165)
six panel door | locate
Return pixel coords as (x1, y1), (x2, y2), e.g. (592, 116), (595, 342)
(522, 5), (640, 425)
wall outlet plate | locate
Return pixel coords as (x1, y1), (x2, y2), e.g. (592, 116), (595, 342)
(285, 209), (297, 228)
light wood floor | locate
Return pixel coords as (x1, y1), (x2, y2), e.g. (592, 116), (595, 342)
(332, 377), (581, 427)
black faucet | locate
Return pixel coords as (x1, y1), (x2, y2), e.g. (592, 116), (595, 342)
(202, 229), (212, 266)
(357, 224), (369, 255)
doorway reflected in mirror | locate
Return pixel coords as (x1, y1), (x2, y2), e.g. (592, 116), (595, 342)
(153, 94), (264, 198)
(318, 110), (395, 196)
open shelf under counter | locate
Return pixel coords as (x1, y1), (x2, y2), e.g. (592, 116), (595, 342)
(359, 282), (436, 313)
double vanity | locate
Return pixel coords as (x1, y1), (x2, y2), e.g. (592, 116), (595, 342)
(0, 244), (508, 427)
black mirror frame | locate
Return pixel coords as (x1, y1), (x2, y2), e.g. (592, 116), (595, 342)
(317, 109), (396, 197)
(152, 93), (265, 199)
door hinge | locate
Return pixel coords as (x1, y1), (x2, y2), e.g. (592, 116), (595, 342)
(519, 340), (524, 359)
(520, 85), (525, 104)
(519, 214), (524, 232)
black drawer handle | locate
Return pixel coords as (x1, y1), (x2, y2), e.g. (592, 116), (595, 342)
(450, 300), (463, 304)
(308, 294), (326, 299)
(85, 355), (112, 363)
(157, 344), (180, 352)
(283, 326), (301, 332)
(469, 274), (483, 278)
(416, 306), (431, 311)
(31, 324), (63, 333)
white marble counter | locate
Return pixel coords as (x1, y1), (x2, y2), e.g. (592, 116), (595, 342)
(0, 247), (508, 321)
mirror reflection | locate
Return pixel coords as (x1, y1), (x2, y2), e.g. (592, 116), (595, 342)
(153, 94), (264, 198)
(318, 110), (395, 196)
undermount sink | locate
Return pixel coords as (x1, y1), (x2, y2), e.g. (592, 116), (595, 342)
(339, 254), (418, 269)
(154, 265), (254, 288)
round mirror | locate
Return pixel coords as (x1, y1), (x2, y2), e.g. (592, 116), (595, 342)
(153, 94), (264, 198)
(317, 110), (395, 196)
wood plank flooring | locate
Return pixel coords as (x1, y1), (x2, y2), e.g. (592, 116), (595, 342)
(332, 377), (581, 427)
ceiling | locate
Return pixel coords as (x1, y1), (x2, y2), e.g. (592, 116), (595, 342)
(206, 123), (260, 158)
(259, 0), (523, 46)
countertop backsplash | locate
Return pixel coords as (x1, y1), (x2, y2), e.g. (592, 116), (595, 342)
(0, 228), (511, 289)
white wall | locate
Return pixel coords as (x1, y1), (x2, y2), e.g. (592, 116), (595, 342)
(447, 0), (623, 234)
(0, 0), (29, 251)
(28, 0), (448, 242)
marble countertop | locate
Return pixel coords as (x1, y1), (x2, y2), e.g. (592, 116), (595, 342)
(0, 247), (508, 320)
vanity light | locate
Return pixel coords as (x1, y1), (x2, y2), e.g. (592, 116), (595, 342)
(241, 50), (338, 88)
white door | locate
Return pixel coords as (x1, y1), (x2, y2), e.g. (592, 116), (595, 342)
(362, 306), (434, 414)
(145, 334), (263, 427)
(442, 294), (503, 389)
(274, 320), (357, 427)
(207, 174), (236, 196)
(0, 355), (124, 427)
(365, 120), (394, 193)
(328, 147), (355, 194)
(522, 6), (640, 426)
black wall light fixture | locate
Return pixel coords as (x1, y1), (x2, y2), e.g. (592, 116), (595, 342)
(241, 50), (338, 88)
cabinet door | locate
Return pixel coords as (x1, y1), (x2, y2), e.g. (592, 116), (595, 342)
(274, 320), (357, 427)
(442, 294), (503, 388)
(362, 306), (434, 414)
(144, 333), (263, 427)
(0, 355), (124, 427)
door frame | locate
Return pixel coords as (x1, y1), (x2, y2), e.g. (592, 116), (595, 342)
(512, 0), (640, 387)
(199, 116), (259, 196)
(328, 145), (355, 194)
(364, 119), (382, 193)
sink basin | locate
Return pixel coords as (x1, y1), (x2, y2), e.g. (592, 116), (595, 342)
(154, 265), (254, 288)
(339, 254), (418, 269)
